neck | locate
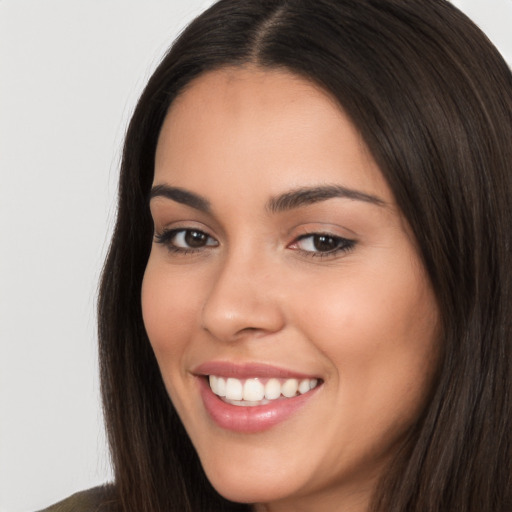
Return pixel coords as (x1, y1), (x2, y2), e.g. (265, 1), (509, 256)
(252, 481), (373, 512)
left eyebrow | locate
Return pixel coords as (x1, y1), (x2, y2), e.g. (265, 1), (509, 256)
(266, 185), (387, 213)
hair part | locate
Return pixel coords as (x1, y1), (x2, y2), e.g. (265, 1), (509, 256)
(98, 1), (512, 510)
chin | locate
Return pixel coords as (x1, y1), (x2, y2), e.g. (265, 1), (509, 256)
(198, 448), (309, 505)
(207, 471), (294, 505)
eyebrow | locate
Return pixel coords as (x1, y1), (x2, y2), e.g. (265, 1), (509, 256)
(149, 183), (386, 214)
(150, 184), (211, 213)
(266, 184), (386, 213)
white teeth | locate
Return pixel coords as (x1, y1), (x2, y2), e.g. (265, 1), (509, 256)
(209, 375), (320, 405)
(217, 377), (226, 396)
(225, 378), (243, 400)
(265, 378), (281, 400)
(298, 379), (311, 394)
(209, 375), (227, 397)
(281, 378), (298, 397)
(243, 379), (265, 401)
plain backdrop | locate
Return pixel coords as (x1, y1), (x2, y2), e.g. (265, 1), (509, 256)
(0, 1), (510, 511)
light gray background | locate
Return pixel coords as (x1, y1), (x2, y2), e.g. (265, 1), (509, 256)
(0, 1), (510, 511)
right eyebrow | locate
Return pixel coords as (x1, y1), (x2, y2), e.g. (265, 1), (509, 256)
(149, 184), (211, 213)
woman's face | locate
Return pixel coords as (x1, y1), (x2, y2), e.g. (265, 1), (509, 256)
(142, 67), (439, 511)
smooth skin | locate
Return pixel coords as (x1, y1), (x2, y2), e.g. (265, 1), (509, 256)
(142, 67), (440, 512)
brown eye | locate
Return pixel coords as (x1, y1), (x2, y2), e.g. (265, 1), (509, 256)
(155, 228), (218, 252)
(291, 233), (356, 257)
(184, 230), (210, 248)
(312, 234), (339, 252)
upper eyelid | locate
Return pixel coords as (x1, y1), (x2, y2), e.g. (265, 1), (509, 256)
(151, 212), (222, 238)
(156, 227), (217, 240)
(284, 216), (358, 236)
(154, 227), (354, 241)
(291, 232), (355, 246)
(153, 219), (216, 235)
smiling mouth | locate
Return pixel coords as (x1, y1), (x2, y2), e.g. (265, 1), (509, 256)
(208, 375), (320, 406)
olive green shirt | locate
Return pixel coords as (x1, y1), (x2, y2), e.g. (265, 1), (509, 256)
(37, 486), (116, 512)
(37, 485), (512, 511)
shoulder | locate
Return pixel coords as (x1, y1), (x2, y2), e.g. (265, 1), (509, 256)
(36, 485), (118, 512)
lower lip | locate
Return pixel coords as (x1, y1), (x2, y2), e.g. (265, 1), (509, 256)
(198, 377), (320, 433)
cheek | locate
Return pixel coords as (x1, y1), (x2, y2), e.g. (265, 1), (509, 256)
(140, 259), (213, 428)
(294, 261), (439, 425)
(297, 270), (432, 350)
(141, 260), (202, 371)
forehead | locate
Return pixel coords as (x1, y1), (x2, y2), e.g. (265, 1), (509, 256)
(154, 66), (393, 205)
(170, 66), (339, 116)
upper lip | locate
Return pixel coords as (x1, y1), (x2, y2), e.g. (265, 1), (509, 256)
(193, 361), (320, 380)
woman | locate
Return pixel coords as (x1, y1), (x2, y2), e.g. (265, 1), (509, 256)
(43, 0), (512, 511)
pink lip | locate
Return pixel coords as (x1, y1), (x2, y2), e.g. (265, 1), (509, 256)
(194, 361), (318, 380)
(194, 362), (322, 433)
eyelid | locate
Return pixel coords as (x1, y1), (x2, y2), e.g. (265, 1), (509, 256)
(288, 231), (356, 258)
(154, 227), (219, 254)
(149, 204), (221, 237)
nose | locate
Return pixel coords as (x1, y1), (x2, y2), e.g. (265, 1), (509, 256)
(200, 250), (285, 342)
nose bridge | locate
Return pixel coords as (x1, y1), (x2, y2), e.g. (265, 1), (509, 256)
(200, 242), (284, 341)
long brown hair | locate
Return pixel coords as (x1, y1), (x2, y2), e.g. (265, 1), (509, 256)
(98, 1), (512, 510)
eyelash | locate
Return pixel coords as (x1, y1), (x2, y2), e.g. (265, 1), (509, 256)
(154, 228), (356, 258)
(154, 228), (218, 255)
(291, 233), (356, 258)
